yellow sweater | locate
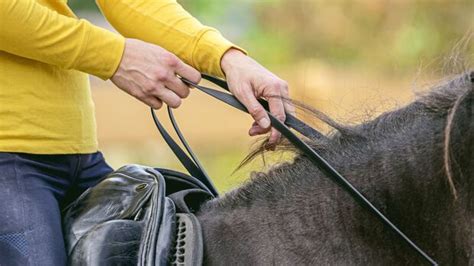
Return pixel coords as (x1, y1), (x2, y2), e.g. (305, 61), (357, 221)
(0, 0), (239, 154)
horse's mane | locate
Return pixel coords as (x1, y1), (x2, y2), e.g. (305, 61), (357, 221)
(213, 70), (473, 211)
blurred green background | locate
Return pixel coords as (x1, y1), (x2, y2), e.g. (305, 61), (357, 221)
(69, 0), (473, 193)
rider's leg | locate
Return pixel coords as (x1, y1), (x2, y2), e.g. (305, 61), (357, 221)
(0, 152), (75, 266)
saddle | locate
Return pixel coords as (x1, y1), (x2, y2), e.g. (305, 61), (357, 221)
(62, 165), (214, 265)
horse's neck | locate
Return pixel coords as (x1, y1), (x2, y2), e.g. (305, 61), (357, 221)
(197, 105), (471, 264)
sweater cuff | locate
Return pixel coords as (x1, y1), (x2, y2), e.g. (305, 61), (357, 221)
(192, 28), (247, 78)
(73, 20), (125, 80)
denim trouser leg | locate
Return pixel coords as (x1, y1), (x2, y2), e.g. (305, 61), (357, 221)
(0, 152), (113, 266)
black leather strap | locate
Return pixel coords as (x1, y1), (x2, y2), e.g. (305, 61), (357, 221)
(151, 108), (218, 196)
(175, 75), (438, 265)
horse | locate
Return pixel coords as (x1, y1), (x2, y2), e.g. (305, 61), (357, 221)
(196, 71), (473, 265)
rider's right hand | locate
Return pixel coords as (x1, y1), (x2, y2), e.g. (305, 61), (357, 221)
(111, 38), (201, 109)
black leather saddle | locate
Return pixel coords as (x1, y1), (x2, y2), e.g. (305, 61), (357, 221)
(62, 164), (214, 265)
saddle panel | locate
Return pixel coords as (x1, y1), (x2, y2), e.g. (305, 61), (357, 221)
(169, 214), (203, 266)
(155, 198), (177, 266)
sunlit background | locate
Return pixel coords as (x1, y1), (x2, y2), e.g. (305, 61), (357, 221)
(69, 0), (473, 192)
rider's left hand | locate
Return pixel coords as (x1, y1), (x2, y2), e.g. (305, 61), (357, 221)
(220, 48), (293, 147)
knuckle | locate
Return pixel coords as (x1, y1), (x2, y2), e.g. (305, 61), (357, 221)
(163, 53), (179, 68)
(248, 105), (263, 117)
(269, 78), (288, 92)
(155, 71), (169, 82)
(268, 79), (282, 89)
(275, 113), (286, 122)
(143, 83), (155, 94)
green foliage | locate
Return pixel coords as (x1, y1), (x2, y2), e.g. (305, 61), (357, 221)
(252, 0), (473, 72)
(179, 0), (232, 23)
(240, 25), (293, 66)
(69, 0), (473, 72)
(68, 0), (99, 12)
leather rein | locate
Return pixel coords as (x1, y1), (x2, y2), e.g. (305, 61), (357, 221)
(150, 74), (437, 265)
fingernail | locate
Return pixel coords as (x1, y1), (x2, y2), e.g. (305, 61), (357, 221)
(258, 117), (270, 128)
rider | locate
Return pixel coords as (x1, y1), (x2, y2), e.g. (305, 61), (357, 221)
(0, 0), (290, 265)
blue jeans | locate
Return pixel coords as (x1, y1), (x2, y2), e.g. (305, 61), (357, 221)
(0, 152), (113, 266)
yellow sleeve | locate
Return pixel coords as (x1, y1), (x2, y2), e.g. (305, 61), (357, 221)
(0, 0), (125, 79)
(96, 0), (246, 78)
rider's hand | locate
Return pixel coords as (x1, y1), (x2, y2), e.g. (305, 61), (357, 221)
(221, 48), (292, 147)
(111, 39), (201, 109)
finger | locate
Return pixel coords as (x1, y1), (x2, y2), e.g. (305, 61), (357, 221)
(125, 85), (163, 109)
(149, 85), (182, 108)
(266, 91), (285, 144)
(175, 61), (201, 84)
(165, 75), (191, 98)
(265, 134), (278, 151)
(249, 122), (269, 136)
(280, 83), (296, 116)
(267, 93), (286, 123)
(142, 96), (163, 110)
(232, 83), (271, 129)
(268, 127), (281, 146)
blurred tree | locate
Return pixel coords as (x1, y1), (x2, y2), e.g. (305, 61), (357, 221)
(68, 0), (99, 11)
(68, 0), (473, 73)
(253, 0), (473, 72)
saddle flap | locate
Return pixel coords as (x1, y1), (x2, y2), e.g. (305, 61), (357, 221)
(68, 220), (142, 265)
(63, 165), (161, 254)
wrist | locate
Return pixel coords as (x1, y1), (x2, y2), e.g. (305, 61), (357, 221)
(221, 48), (247, 75)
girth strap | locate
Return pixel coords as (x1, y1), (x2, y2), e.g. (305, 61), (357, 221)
(151, 74), (437, 265)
